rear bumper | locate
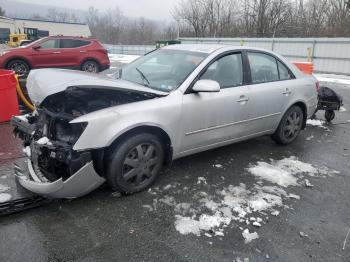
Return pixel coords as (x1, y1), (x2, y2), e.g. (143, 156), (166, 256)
(14, 158), (105, 199)
(307, 96), (318, 118)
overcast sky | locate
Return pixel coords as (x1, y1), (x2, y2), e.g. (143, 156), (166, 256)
(14, 0), (180, 20)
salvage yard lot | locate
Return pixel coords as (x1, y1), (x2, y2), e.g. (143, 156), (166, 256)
(1, 68), (350, 262)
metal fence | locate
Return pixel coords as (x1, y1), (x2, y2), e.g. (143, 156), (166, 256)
(104, 44), (155, 55)
(179, 37), (350, 75)
(104, 38), (350, 75)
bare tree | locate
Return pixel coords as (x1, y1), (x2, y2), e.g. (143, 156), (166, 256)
(0, 6), (6, 16)
(46, 8), (80, 23)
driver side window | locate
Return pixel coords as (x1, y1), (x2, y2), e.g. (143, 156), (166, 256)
(200, 53), (243, 89)
(40, 39), (60, 49)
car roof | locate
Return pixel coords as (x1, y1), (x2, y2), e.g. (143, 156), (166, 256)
(163, 44), (227, 54)
(163, 44), (275, 54)
(46, 36), (94, 40)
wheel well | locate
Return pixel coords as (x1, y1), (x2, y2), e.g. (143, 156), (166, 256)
(293, 102), (307, 129)
(93, 126), (173, 177)
(6, 57), (31, 69)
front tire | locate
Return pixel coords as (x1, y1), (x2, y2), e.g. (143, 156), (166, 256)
(106, 133), (164, 194)
(272, 105), (304, 145)
(7, 59), (30, 77)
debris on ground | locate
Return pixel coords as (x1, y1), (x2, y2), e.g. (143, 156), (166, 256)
(111, 191), (122, 198)
(342, 228), (350, 250)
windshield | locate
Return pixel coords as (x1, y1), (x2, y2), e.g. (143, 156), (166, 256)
(120, 49), (208, 92)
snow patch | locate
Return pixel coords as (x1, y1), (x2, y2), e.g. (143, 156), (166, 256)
(242, 229), (259, 243)
(306, 119), (328, 129)
(144, 157), (338, 242)
(247, 161), (298, 187)
(0, 184), (10, 192)
(36, 137), (52, 146)
(306, 135), (314, 141)
(108, 54), (139, 64)
(197, 177), (207, 185)
(0, 193), (12, 203)
(23, 146), (31, 157)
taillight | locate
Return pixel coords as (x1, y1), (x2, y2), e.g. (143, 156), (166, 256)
(315, 81), (320, 93)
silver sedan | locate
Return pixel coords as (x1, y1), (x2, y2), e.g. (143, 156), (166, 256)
(12, 44), (318, 198)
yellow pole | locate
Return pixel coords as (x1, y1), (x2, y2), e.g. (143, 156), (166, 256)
(15, 75), (34, 111)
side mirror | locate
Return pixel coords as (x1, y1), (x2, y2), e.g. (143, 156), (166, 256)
(32, 46), (41, 50)
(192, 79), (220, 93)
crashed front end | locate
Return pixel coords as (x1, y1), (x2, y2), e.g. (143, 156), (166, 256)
(12, 70), (162, 199)
(12, 109), (105, 199)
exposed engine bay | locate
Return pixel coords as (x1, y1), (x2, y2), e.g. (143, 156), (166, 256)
(12, 86), (160, 183)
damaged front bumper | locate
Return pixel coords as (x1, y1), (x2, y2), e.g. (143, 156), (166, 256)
(11, 115), (105, 199)
(14, 157), (105, 199)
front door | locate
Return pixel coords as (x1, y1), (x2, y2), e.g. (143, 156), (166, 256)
(32, 38), (63, 68)
(180, 53), (251, 153)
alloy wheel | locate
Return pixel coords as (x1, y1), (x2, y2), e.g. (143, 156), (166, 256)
(10, 62), (28, 77)
(283, 110), (302, 140)
(83, 62), (98, 73)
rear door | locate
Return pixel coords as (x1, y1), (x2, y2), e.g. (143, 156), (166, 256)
(245, 51), (296, 133)
(58, 39), (90, 67)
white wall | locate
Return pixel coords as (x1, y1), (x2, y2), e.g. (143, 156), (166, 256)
(14, 19), (91, 37)
(0, 17), (15, 33)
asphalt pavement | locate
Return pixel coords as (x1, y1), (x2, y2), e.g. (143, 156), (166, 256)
(0, 70), (349, 262)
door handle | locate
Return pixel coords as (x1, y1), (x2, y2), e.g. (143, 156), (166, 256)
(53, 51), (61, 54)
(80, 50), (87, 53)
(236, 95), (249, 103)
(282, 88), (292, 95)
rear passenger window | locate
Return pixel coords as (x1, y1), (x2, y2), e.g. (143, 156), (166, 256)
(200, 53), (243, 88)
(248, 52), (279, 84)
(60, 39), (90, 48)
(278, 61), (293, 80)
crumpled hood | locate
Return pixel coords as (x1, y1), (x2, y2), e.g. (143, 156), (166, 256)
(27, 69), (167, 105)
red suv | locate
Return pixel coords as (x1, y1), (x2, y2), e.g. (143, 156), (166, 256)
(0, 36), (110, 77)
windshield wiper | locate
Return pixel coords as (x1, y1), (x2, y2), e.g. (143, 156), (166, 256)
(135, 68), (150, 87)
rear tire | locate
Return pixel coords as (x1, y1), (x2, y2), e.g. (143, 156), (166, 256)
(272, 105), (304, 145)
(106, 133), (164, 194)
(81, 60), (100, 73)
(7, 59), (30, 77)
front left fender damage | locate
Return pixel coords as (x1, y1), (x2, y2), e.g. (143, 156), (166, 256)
(11, 85), (162, 198)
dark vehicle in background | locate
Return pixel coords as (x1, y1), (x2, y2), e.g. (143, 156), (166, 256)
(0, 36), (110, 77)
(0, 27), (10, 43)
